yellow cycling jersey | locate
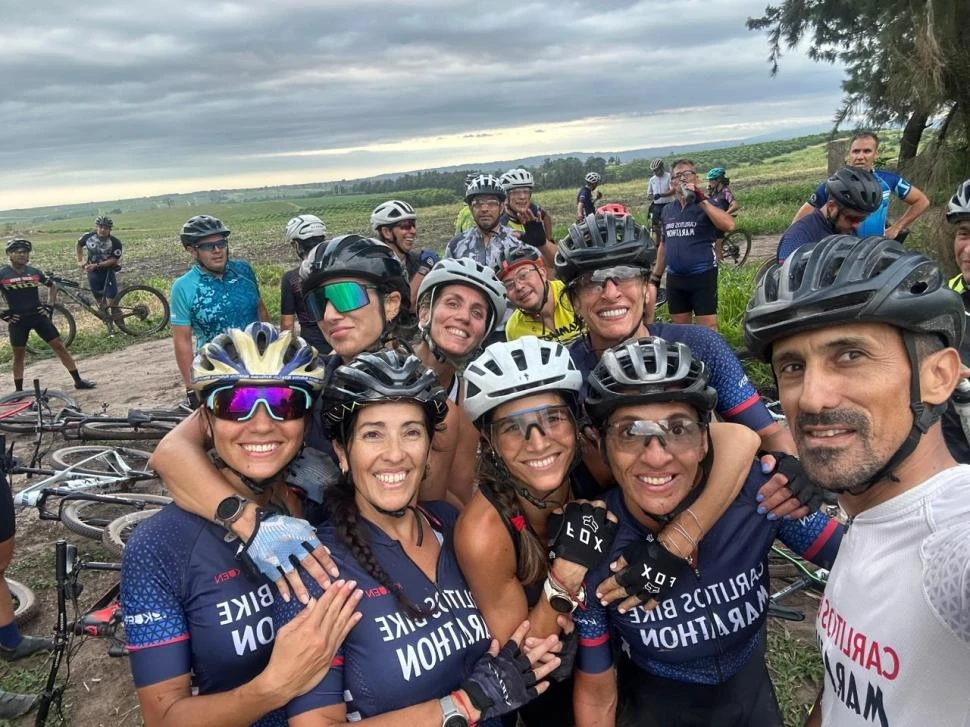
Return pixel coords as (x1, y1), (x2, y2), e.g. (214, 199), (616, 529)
(948, 272), (967, 294)
(504, 279), (584, 345)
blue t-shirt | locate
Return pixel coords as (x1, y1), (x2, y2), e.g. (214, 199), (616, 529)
(121, 504), (285, 726)
(809, 169), (912, 238)
(660, 201), (718, 276)
(776, 209), (837, 263)
(170, 259), (262, 349)
(575, 464), (842, 683)
(275, 502), (496, 723)
(569, 323), (773, 433)
(577, 186), (596, 217)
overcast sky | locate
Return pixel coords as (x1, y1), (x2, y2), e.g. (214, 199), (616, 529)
(0, 0), (845, 210)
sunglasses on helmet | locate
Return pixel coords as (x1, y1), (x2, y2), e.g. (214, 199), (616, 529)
(206, 385), (313, 422)
(304, 281), (377, 320)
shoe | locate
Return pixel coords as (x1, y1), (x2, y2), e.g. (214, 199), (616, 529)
(74, 379), (96, 390)
(0, 634), (54, 662)
(0, 690), (39, 719)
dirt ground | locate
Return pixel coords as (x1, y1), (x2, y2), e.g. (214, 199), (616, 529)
(0, 239), (821, 727)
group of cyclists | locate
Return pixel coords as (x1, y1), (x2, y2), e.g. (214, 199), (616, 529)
(1, 140), (969, 725)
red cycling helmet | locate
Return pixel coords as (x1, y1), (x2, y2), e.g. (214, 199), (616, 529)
(596, 203), (629, 216)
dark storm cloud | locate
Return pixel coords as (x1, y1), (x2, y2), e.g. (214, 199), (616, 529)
(0, 0), (844, 206)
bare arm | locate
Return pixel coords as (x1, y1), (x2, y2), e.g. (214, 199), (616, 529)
(573, 669), (617, 727)
(258, 298), (271, 323)
(280, 314), (296, 332)
(447, 409), (481, 505)
(172, 324), (195, 389)
(650, 241), (666, 282)
(757, 420), (796, 455)
(804, 689), (823, 726)
(792, 202), (814, 224)
(886, 185), (930, 238)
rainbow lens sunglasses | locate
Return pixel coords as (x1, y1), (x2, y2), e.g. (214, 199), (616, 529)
(206, 385), (313, 422)
(304, 281), (377, 320)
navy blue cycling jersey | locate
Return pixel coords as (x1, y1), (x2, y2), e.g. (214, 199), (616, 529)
(809, 169), (912, 238)
(776, 209), (838, 263)
(660, 201), (718, 276)
(275, 502), (495, 723)
(577, 187), (596, 217)
(121, 504), (285, 726)
(575, 463), (842, 683)
(569, 323), (773, 433)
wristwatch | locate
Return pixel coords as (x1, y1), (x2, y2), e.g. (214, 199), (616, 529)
(215, 495), (249, 528)
(544, 576), (585, 614)
(439, 694), (469, 727)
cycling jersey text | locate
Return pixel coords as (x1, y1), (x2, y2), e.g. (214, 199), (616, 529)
(216, 583), (275, 656)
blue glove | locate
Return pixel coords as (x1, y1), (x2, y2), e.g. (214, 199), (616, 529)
(236, 509), (321, 581)
(418, 249), (440, 272)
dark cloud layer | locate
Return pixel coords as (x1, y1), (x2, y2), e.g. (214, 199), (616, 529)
(0, 0), (845, 207)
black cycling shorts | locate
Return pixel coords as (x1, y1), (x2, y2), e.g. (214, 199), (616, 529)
(666, 268), (718, 316)
(649, 203), (668, 230)
(0, 471), (15, 543)
(7, 312), (60, 348)
(615, 636), (783, 727)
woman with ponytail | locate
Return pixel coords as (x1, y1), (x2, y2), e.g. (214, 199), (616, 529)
(275, 348), (561, 726)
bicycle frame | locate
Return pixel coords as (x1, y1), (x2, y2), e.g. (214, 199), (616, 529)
(12, 448), (153, 508)
(48, 275), (114, 326)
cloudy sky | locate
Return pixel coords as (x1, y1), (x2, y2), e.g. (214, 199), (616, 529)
(0, 0), (845, 210)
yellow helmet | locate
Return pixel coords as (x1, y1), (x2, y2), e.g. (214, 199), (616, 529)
(190, 323), (327, 393)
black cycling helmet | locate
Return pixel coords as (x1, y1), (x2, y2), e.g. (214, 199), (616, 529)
(321, 348), (449, 442)
(181, 215), (230, 247)
(5, 239), (31, 253)
(824, 167), (882, 213)
(555, 212), (656, 285)
(95, 215), (113, 229)
(585, 337), (717, 428)
(298, 234), (408, 303)
(495, 244), (542, 280)
(744, 235), (963, 361)
(744, 235), (964, 494)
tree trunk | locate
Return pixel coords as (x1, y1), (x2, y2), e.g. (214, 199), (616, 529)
(899, 110), (929, 164)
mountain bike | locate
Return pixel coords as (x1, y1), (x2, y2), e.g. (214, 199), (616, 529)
(767, 545), (829, 622)
(35, 540), (126, 727)
(41, 271), (169, 344)
(719, 228), (751, 268)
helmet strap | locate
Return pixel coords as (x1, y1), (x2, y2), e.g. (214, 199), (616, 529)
(843, 331), (944, 495)
(209, 453), (284, 496)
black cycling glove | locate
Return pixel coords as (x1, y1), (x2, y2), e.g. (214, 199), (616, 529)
(461, 638), (540, 719)
(764, 451), (825, 514)
(547, 501), (618, 571)
(614, 538), (687, 604)
(548, 627), (579, 682)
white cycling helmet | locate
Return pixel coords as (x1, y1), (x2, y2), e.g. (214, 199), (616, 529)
(464, 174), (507, 203)
(417, 258), (507, 333)
(585, 172), (602, 185)
(946, 179), (970, 223)
(500, 168), (534, 192)
(286, 214), (327, 242)
(649, 159), (664, 172)
(370, 200), (417, 231)
(463, 336), (582, 425)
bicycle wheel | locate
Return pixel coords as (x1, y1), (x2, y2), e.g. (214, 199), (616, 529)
(0, 389), (81, 434)
(103, 509), (162, 555)
(5, 579), (38, 627)
(719, 230), (751, 268)
(113, 285), (170, 336)
(49, 445), (153, 476)
(26, 304), (76, 355)
(80, 419), (174, 441)
(61, 493), (172, 541)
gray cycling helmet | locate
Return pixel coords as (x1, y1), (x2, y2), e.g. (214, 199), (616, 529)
(744, 235), (963, 361)
(585, 337), (717, 428)
(5, 239), (31, 253)
(370, 200), (417, 231)
(321, 348), (448, 441)
(465, 174), (507, 203)
(463, 336), (582, 426)
(417, 258), (507, 333)
(555, 212), (656, 285)
(744, 234), (964, 494)
(824, 167), (882, 213)
(95, 215), (113, 229)
(585, 172), (602, 185)
(181, 215), (230, 247)
(946, 179), (970, 223)
(499, 169), (534, 191)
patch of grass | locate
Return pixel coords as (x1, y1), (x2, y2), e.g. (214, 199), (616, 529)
(766, 626), (824, 726)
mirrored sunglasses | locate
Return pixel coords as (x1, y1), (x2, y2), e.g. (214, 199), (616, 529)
(304, 281), (377, 320)
(605, 418), (705, 453)
(207, 385), (313, 422)
(572, 265), (646, 296)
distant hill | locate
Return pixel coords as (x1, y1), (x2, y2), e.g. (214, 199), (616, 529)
(0, 125), (830, 225)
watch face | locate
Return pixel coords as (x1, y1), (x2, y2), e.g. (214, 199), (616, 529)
(217, 496), (242, 521)
(443, 715), (468, 727)
(549, 594), (574, 614)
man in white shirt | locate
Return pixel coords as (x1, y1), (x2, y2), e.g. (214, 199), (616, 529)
(646, 158), (674, 242)
(744, 234), (970, 727)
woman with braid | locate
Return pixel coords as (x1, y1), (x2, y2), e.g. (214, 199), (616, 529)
(455, 336), (766, 726)
(273, 349), (561, 726)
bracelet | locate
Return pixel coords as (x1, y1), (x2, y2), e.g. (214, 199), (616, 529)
(547, 567), (584, 606)
(658, 535), (695, 567)
(668, 521), (698, 550)
(683, 508), (703, 534)
(452, 690), (478, 726)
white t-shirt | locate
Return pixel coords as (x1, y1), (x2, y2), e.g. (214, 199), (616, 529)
(647, 172), (673, 203)
(817, 465), (970, 726)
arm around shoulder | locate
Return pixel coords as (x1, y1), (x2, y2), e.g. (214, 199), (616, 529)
(573, 669), (617, 727)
